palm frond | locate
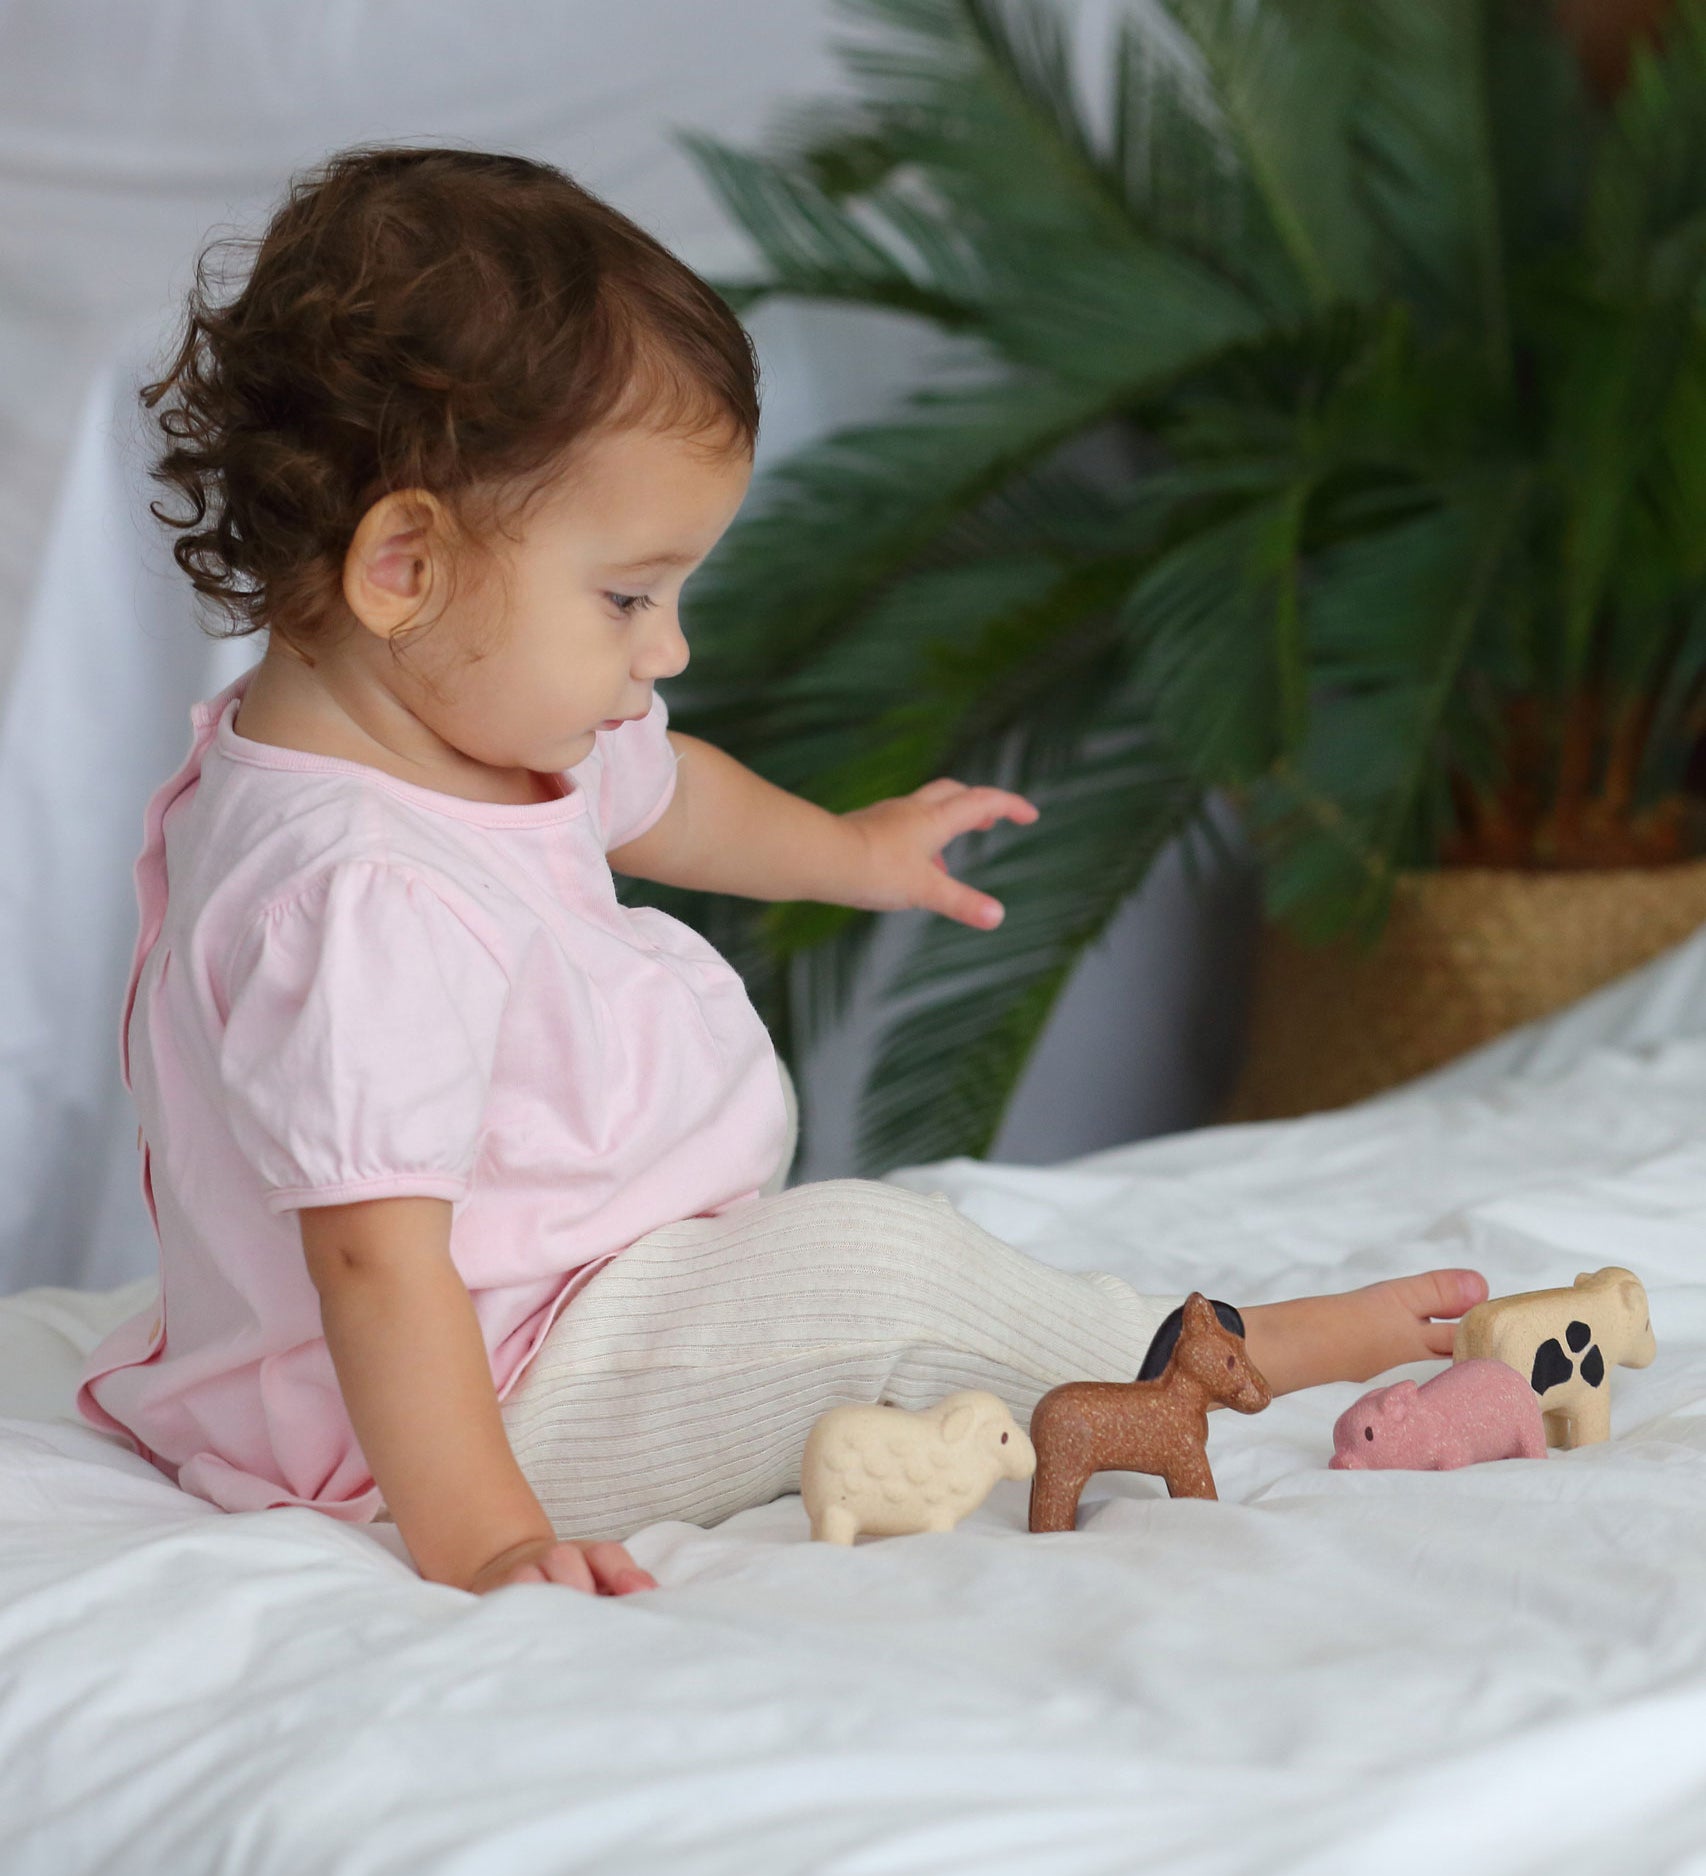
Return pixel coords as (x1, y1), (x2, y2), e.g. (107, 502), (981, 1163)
(750, 555), (1135, 802)
(1108, 10), (1304, 315)
(1168, 0), (1375, 307)
(1125, 486), (1313, 783)
(760, 99), (910, 199)
(1547, 292), (1702, 692)
(749, 547), (1158, 1064)
(1351, 0), (1529, 365)
(682, 134), (986, 324)
(1588, 0), (1706, 299)
(683, 375), (1125, 692)
(684, 336), (1267, 710)
(661, 0), (1706, 1171)
(854, 702), (1205, 1170)
(1247, 479), (1531, 939)
(831, 0), (1144, 245)
(1636, 590), (1706, 802)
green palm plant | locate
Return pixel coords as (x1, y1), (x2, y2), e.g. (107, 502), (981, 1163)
(621, 0), (1706, 1177)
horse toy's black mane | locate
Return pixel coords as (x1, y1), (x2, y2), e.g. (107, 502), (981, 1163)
(1137, 1299), (1246, 1381)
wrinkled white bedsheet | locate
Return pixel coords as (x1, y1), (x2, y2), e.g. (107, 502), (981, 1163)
(6, 933), (1706, 1875)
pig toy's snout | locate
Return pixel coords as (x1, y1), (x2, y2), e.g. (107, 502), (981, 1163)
(1328, 1451), (1362, 1471)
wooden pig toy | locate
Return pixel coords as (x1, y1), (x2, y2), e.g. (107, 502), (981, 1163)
(1329, 1359), (1546, 1470)
(1028, 1292), (1271, 1533)
(1452, 1266), (1655, 1449)
(801, 1390), (1036, 1543)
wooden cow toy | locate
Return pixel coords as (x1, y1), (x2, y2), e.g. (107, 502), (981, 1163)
(1452, 1266), (1655, 1449)
(1028, 1292), (1271, 1532)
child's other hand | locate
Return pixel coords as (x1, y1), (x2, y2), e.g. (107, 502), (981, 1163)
(843, 779), (1040, 929)
(467, 1534), (658, 1597)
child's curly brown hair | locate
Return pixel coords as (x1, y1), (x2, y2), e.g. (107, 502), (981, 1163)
(142, 143), (760, 660)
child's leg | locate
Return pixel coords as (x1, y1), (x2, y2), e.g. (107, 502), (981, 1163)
(499, 1177), (1181, 1543)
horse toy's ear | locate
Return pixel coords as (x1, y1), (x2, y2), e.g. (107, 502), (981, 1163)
(1136, 1297), (1248, 1381)
(1181, 1292), (1217, 1336)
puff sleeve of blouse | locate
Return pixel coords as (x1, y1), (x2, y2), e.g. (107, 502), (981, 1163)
(216, 861), (511, 1214)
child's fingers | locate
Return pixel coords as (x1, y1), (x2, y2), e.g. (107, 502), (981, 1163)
(1421, 1319), (1460, 1358)
(1425, 1268), (1489, 1318)
(951, 790), (1040, 838)
(534, 1543), (598, 1593)
(918, 780), (1041, 837)
(921, 866), (1006, 930)
(577, 1541), (657, 1595)
(912, 778), (966, 806)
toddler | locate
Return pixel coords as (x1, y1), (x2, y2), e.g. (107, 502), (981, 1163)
(77, 146), (1486, 1599)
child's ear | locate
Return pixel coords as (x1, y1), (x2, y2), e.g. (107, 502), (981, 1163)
(342, 488), (452, 640)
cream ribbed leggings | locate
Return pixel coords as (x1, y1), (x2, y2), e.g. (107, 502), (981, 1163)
(496, 1058), (1180, 1542)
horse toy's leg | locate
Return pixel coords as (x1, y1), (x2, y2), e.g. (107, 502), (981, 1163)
(1028, 1464), (1091, 1533)
(1028, 1404), (1095, 1533)
(1162, 1449), (1217, 1500)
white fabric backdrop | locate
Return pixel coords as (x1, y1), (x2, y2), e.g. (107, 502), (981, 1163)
(0, 0), (859, 691)
(0, 0), (1160, 652)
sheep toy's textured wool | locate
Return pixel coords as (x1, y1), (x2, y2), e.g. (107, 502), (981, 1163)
(1329, 1359), (1546, 1471)
(800, 1391), (1036, 1543)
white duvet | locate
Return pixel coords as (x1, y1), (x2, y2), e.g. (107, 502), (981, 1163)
(6, 936), (1706, 1875)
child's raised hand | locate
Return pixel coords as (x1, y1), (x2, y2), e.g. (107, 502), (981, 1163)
(842, 779), (1040, 929)
(467, 1534), (657, 1597)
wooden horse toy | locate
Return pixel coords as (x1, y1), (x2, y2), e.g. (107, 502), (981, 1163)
(1028, 1292), (1272, 1532)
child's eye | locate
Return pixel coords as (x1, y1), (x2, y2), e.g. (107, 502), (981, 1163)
(605, 592), (656, 617)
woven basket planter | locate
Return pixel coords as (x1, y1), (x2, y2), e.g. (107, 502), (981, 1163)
(1224, 859), (1706, 1122)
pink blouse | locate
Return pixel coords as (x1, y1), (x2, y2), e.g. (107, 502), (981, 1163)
(76, 665), (791, 1521)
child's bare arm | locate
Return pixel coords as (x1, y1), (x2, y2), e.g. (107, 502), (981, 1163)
(298, 1196), (654, 1595)
(607, 732), (1037, 930)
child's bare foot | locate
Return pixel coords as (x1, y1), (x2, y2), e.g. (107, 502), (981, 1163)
(1241, 1270), (1489, 1396)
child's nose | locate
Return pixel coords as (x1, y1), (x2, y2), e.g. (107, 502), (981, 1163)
(645, 614), (690, 681)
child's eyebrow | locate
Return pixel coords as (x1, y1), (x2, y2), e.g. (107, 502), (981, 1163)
(605, 551), (700, 573)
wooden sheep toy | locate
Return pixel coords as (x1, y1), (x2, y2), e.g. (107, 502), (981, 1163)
(801, 1390), (1036, 1543)
(1452, 1266), (1655, 1449)
(1027, 1292), (1271, 1533)
(1329, 1359), (1547, 1470)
